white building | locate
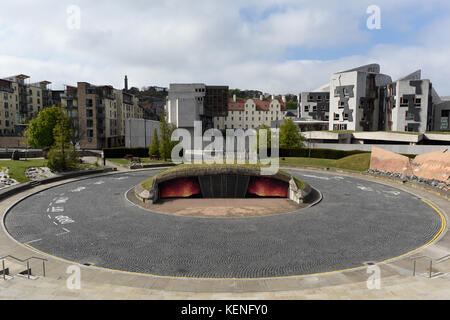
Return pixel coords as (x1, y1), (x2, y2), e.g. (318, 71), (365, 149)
(329, 64), (392, 131)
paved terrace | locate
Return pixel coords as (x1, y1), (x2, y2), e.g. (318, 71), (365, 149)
(0, 168), (449, 299)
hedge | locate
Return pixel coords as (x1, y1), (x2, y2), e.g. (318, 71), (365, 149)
(103, 147), (150, 158)
(278, 148), (369, 159)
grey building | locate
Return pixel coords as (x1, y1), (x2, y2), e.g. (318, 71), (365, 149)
(166, 83), (228, 135)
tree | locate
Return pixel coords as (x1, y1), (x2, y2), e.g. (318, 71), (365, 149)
(285, 100), (298, 110)
(256, 125), (272, 151)
(25, 106), (67, 148)
(279, 119), (304, 149)
(159, 115), (171, 161)
(47, 116), (79, 172)
(149, 128), (160, 159)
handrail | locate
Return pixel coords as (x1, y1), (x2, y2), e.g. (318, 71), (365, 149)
(436, 254), (450, 264)
(411, 255), (433, 278)
(1, 255), (47, 280)
(0, 255), (47, 262)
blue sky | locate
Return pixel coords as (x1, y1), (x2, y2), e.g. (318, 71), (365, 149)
(0, 0), (449, 95)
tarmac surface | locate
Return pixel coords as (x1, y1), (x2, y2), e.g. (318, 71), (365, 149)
(3, 169), (443, 279)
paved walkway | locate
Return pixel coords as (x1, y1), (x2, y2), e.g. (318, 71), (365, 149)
(0, 168), (449, 299)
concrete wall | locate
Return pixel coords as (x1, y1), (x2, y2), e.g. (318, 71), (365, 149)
(0, 136), (25, 148)
(125, 118), (160, 148)
(310, 143), (449, 155)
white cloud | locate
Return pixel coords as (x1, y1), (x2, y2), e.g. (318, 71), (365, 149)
(0, 0), (449, 95)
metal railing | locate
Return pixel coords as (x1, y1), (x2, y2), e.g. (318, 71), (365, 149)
(411, 253), (450, 278)
(1, 255), (47, 280)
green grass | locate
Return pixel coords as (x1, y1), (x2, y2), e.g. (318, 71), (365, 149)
(107, 158), (172, 165)
(0, 159), (48, 183)
(140, 163), (307, 191)
(280, 153), (372, 172)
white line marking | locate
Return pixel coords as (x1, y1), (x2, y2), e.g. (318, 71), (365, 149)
(70, 187), (86, 192)
(56, 228), (71, 236)
(94, 181), (105, 185)
(46, 208), (50, 212)
(49, 202), (53, 206)
(301, 174), (330, 180)
(55, 197), (69, 204)
(47, 215), (51, 219)
(26, 239), (42, 244)
(51, 207), (64, 213)
(53, 221), (58, 226)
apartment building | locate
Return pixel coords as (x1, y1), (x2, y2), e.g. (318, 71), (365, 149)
(0, 74), (62, 136)
(166, 83), (229, 134)
(0, 78), (19, 136)
(213, 95), (287, 130)
(329, 64), (392, 132)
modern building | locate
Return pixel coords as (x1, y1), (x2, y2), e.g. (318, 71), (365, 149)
(166, 83), (229, 134)
(213, 95), (287, 130)
(384, 70), (438, 133)
(298, 84), (330, 121)
(328, 64), (392, 132)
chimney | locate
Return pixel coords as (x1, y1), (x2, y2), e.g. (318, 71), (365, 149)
(282, 95), (286, 103)
(233, 94), (237, 102)
(260, 95), (263, 101)
(271, 95), (274, 101)
(124, 75), (128, 91)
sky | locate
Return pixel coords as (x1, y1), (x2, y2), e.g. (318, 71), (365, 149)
(1, 0), (450, 95)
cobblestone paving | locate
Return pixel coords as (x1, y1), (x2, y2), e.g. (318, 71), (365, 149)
(3, 169), (443, 278)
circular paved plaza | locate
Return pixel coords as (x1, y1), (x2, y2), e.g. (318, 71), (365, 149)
(3, 169), (445, 278)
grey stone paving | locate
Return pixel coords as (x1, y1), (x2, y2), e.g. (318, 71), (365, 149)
(3, 169), (443, 278)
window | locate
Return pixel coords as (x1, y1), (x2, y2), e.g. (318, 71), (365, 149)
(86, 109), (93, 117)
(343, 113), (349, 120)
(3, 93), (7, 99)
(400, 98), (408, 106)
(87, 120), (93, 127)
(5, 120), (9, 127)
(334, 113), (339, 121)
(313, 106), (317, 112)
(4, 102), (8, 109)
(87, 130), (94, 138)
(304, 106), (309, 112)
(344, 88), (349, 97)
(415, 98), (421, 106)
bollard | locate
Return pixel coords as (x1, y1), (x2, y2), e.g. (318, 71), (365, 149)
(2, 260), (5, 280)
(27, 261), (30, 279)
(413, 260), (416, 277)
(43, 261), (46, 277)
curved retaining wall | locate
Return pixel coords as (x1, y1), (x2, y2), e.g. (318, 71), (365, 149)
(135, 167), (312, 205)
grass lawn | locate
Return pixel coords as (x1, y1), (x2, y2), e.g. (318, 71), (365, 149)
(107, 158), (172, 165)
(140, 163), (306, 191)
(0, 159), (48, 183)
(281, 153), (371, 172)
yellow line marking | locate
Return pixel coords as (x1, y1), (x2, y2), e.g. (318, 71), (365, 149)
(23, 199), (447, 281)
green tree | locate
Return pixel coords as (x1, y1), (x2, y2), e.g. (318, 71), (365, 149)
(279, 119), (304, 149)
(25, 106), (67, 148)
(159, 115), (171, 161)
(149, 128), (160, 159)
(285, 100), (298, 110)
(47, 116), (79, 172)
(256, 125), (272, 151)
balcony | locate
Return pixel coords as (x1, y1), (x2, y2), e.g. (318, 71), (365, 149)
(96, 113), (105, 119)
(96, 103), (105, 109)
(96, 122), (105, 129)
(61, 93), (77, 99)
